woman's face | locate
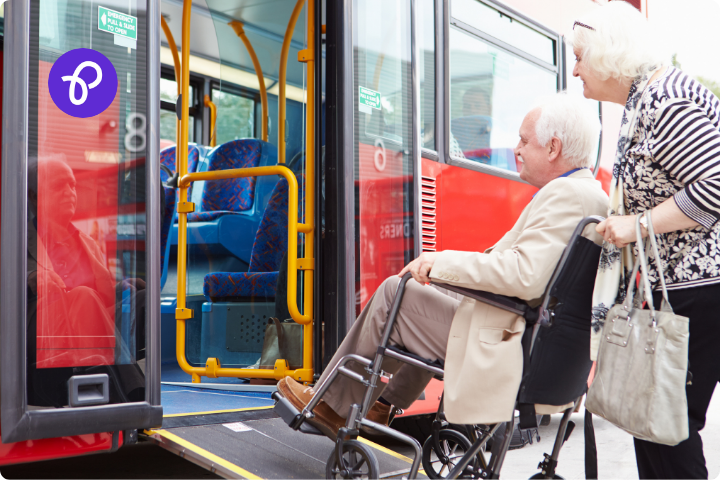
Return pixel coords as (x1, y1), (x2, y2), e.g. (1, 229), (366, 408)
(572, 47), (605, 101)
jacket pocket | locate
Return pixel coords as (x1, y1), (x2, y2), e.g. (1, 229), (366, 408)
(477, 327), (521, 345)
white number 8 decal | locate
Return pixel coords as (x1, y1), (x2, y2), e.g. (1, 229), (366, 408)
(125, 112), (147, 153)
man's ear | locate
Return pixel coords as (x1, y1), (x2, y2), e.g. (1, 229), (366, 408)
(547, 137), (562, 163)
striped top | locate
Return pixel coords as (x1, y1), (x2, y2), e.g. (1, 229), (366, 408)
(619, 66), (720, 290)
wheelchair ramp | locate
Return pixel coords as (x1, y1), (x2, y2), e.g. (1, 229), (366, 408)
(146, 411), (427, 479)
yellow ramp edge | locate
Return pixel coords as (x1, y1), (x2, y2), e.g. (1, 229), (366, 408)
(163, 405), (274, 418)
(145, 429), (262, 480)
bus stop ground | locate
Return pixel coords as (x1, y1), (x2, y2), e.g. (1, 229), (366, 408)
(1, 394), (718, 479)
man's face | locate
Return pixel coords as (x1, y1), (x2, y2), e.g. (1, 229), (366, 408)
(514, 108), (549, 188)
(39, 160), (77, 227)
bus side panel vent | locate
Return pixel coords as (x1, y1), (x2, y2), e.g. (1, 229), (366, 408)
(421, 175), (437, 252)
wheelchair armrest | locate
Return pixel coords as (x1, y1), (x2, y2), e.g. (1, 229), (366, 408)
(430, 281), (530, 317)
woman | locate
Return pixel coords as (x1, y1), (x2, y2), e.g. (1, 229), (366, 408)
(573, 2), (720, 478)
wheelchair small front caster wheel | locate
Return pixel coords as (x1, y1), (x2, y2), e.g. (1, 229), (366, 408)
(422, 429), (474, 478)
(326, 439), (379, 479)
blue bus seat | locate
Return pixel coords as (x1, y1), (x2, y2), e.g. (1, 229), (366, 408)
(160, 143), (202, 183)
(203, 174), (305, 301)
(160, 186), (177, 289)
(172, 140), (279, 266)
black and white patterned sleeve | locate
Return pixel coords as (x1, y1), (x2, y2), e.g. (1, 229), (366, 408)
(651, 97), (720, 228)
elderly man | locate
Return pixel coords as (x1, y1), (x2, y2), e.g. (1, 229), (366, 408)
(278, 92), (609, 439)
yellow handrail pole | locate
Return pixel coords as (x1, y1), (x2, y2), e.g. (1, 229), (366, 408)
(296, 0), (315, 375)
(204, 95), (217, 148)
(173, 166), (313, 381)
(160, 16), (182, 152)
(278, 0), (305, 164)
(228, 21), (269, 142)
(175, 0), (194, 379)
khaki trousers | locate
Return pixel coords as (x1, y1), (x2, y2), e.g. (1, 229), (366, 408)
(318, 275), (460, 417)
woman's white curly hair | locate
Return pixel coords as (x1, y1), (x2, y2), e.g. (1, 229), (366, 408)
(571, 1), (666, 81)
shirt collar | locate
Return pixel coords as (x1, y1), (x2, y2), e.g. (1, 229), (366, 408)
(533, 167), (588, 197)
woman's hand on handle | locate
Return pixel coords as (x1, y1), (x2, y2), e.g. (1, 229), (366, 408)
(596, 197), (701, 247)
(399, 252), (438, 284)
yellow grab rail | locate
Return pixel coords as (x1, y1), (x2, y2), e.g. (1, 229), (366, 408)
(175, 166), (313, 382)
(278, 0), (305, 164)
(174, 0), (315, 384)
(203, 95), (217, 148)
(229, 20), (269, 143)
(160, 15), (182, 152)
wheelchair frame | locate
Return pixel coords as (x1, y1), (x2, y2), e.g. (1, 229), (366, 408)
(274, 216), (604, 479)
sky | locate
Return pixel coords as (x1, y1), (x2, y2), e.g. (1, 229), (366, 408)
(647, 0), (720, 83)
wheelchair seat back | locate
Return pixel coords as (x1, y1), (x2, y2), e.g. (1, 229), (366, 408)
(518, 233), (601, 406)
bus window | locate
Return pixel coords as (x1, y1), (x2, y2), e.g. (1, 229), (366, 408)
(27, 0), (148, 407)
(449, 27), (556, 171)
(211, 88), (254, 145)
(355, 0), (414, 312)
(452, 0), (556, 66)
(418, 0), (435, 152)
(159, 76), (195, 147)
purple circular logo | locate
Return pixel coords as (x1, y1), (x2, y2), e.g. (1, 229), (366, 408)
(48, 48), (118, 118)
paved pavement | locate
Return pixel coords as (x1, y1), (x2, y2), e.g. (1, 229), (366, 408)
(501, 392), (720, 479)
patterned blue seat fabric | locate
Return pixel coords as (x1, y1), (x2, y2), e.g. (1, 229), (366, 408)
(160, 186), (176, 289)
(160, 144), (201, 182)
(203, 174), (305, 300)
(187, 139), (266, 222)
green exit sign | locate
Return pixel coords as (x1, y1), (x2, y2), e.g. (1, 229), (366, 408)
(98, 6), (137, 41)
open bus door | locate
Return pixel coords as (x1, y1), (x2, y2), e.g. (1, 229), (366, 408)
(1, 0), (162, 461)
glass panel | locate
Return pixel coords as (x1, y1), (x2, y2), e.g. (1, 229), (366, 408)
(418, 0), (435, 151)
(0, 3), (5, 36)
(452, 0), (555, 66)
(449, 27), (556, 171)
(159, 77), (194, 146)
(27, 0), (148, 407)
(355, 0), (414, 313)
(212, 88), (254, 145)
(165, 1), (307, 372)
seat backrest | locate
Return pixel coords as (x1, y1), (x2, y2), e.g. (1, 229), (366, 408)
(159, 144), (201, 183)
(248, 174), (306, 273)
(160, 186), (177, 289)
(196, 139), (272, 214)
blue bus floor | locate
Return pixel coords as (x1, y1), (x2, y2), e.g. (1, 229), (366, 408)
(160, 364), (274, 416)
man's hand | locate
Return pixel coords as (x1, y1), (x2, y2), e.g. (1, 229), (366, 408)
(596, 215), (644, 248)
(398, 252), (438, 284)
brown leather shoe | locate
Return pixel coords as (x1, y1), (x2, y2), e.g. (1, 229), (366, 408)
(359, 401), (392, 437)
(277, 376), (345, 440)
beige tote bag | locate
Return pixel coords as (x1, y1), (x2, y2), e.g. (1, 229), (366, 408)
(586, 212), (690, 446)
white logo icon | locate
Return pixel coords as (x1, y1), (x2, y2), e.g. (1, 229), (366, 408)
(101, 13), (107, 25)
(62, 61), (103, 106)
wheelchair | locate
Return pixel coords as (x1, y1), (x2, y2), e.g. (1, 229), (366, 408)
(274, 216), (604, 479)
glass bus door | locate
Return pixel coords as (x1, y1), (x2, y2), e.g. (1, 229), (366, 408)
(1, 0), (161, 443)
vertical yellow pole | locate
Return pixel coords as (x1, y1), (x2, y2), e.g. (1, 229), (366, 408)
(160, 16), (182, 153)
(278, 0), (306, 164)
(228, 21), (269, 142)
(176, 0), (195, 380)
(204, 95), (217, 148)
(301, 0), (315, 376)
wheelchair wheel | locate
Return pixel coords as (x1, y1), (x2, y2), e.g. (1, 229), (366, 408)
(326, 440), (380, 479)
(422, 429), (473, 478)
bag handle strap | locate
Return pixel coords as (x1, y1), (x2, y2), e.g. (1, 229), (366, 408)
(643, 211), (673, 312)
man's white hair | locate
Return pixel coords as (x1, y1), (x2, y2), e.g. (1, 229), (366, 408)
(534, 92), (601, 169)
(571, 1), (665, 81)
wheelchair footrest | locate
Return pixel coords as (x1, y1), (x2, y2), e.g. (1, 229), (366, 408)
(272, 391), (324, 436)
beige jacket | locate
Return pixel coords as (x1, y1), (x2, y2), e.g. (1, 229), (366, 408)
(430, 169), (608, 425)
